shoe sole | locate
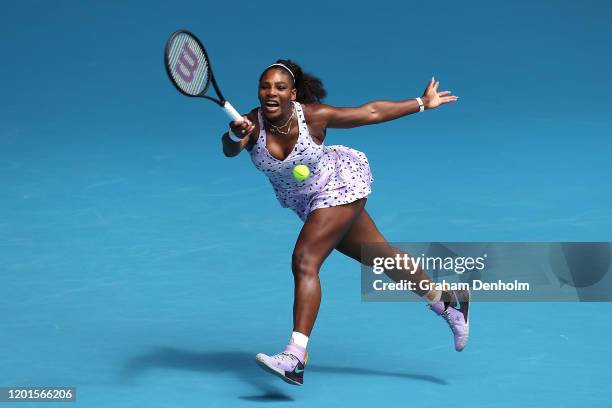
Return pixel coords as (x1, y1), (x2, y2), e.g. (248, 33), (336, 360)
(255, 356), (303, 386)
(457, 289), (471, 352)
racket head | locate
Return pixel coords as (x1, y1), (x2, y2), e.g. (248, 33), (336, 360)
(164, 30), (214, 98)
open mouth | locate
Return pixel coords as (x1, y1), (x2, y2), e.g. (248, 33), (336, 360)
(264, 100), (280, 112)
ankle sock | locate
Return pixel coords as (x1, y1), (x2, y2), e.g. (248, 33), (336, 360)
(290, 331), (309, 348)
(286, 331), (308, 363)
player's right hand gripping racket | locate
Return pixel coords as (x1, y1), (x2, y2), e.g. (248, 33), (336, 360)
(164, 29), (242, 121)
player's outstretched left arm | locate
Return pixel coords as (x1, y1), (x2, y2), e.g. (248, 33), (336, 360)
(311, 77), (458, 129)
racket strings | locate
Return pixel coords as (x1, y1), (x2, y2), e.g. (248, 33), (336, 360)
(167, 33), (210, 95)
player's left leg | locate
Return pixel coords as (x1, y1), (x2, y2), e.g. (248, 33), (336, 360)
(335, 209), (470, 352)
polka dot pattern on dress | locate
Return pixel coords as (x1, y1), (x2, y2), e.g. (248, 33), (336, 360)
(249, 102), (374, 221)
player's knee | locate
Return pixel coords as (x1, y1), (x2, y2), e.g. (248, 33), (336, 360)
(292, 250), (319, 279)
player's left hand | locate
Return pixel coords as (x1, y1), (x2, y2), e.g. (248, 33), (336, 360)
(422, 77), (459, 109)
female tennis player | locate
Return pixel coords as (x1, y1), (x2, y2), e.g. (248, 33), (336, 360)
(221, 60), (467, 386)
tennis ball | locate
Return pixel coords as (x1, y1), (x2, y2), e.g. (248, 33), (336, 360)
(292, 164), (310, 181)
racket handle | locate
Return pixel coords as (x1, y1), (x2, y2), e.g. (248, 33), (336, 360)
(222, 101), (243, 122)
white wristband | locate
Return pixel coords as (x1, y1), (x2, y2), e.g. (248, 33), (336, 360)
(416, 97), (425, 112)
(228, 128), (244, 143)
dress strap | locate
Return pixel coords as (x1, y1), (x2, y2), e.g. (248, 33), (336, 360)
(293, 102), (308, 142)
(256, 108), (266, 147)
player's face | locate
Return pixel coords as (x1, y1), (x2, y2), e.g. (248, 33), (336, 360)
(258, 69), (296, 121)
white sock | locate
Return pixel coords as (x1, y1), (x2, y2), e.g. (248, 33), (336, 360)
(424, 288), (442, 305)
(290, 331), (309, 349)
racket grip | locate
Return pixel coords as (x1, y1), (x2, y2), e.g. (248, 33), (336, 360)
(222, 101), (243, 122)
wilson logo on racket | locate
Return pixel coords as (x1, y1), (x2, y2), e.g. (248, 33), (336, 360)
(175, 42), (199, 83)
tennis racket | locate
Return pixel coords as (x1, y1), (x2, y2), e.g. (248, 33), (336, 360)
(164, 29), (242, 122)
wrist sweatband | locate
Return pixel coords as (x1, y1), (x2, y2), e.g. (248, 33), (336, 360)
(416, 97), (425, 112)
(228, 128), (244, 143)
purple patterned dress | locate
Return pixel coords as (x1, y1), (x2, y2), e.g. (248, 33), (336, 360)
(249, 102), (373, 221)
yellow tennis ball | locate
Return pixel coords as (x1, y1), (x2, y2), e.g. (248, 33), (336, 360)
(292, 164), (310, 181)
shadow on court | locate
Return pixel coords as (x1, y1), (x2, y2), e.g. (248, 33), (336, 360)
(120, 348), (292, 401)
(309, 365), (447, 385)
(120, 347), (446, 401)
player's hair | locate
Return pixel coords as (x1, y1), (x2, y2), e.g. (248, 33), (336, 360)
(260, 59), (327, 104)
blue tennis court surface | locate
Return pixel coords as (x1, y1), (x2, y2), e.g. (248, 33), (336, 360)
(2, 142), (611, 407)
(2, 0), (612, 406)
